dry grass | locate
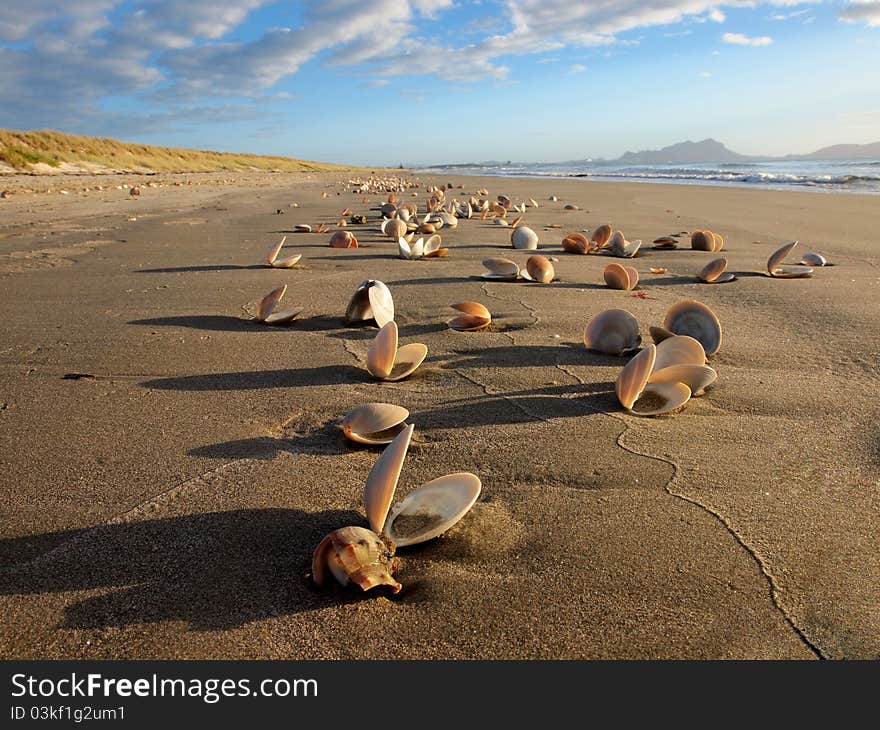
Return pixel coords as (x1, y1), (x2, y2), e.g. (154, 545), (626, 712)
(0, 129), (355, 173)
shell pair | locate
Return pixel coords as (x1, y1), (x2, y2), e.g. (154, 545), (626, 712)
(604, 263), (639, 290)
(398, 235), (447, 260)
(510, 226), (539, 250)
(329, 230), (358, 248)
(448, 302), (492, 331)
(265, 236), (302, 269)
(345, 280), (394, 328)
(366, 322), (427, 381)
(252, 285), (303, 325)
(584, 309), (641, 356)
(616, 336), (716, 417)
(652, 300), (722, 357)
(312, 425), (482, 593)
(608, 230), (641, 258)
(481, 256), (554, 283)
(653, 236), (678, 249)
(561, 232), (595, 255)
(691, 230), (724, 252)
(766, 241), (813, 278)
(699, 257), (735, 283)
(342, 403), (409, 445)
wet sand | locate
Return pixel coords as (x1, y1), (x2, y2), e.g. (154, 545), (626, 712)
(0, 171), (877, 659)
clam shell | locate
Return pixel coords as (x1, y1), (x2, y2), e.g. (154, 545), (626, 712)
(448, 302), (491, 331)
(382, 218), (407, 239)
(511, 226), (539, 250)
(482, 257), (520, 279)
(256, 285), (287, 322)
(398, 237), (414, 259)
(345, 280), (394, 327)
(767, 241), (812, 277)
(711, 232), (724, 251)
(801, 252), (827, 267)
(342, 403), (410, 445)
(294, 224), (312, 233)
(526, 255), (554, 283)
(699, 257), (728, 283)
(649, 325), (675, 344)
(263, 307), (303, 325)
(625, 266), (639, 289)
(591, 224), (613, 248)
(584, 309), (641, 355)
(628, 381), (692, 417)
(562, 232), (592, 254)
(385, 473), (482, 548)
(615, 344), (655, 409)
(364, 424), (413, 534)
(329, 230), (358, 248)
(386, 343), (428, 381)
(266, 236), (286, 265)
(653, 335), (706, 370)
(653, 236), (677, 248)
(423, 234), (442, 255)
(648, 364), (717, 396)
(604, 263), (632, 290)
(366, 321), (398, 379)
(663, 301), (721, 356)
(691, 231), (715, 251)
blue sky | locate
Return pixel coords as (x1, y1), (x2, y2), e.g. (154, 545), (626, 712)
(1, 1), (878, 165)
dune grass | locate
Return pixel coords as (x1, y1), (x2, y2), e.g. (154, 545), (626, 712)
(0, 129), (354, 173)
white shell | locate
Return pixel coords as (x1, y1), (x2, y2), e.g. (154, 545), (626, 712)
(511, 226), (539, 250)
(345, 280), (394, 327)
(342, 403), (410, 445)
(385, 473), (482, 547)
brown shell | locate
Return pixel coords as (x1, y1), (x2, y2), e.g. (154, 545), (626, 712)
(691, 230), (714, 251)
(329, 230), (358, 248)
(584, 309), (641, 355)
(662, 300), (722, 357)
(591, 224), (613, 248)
(604, 263), (632, 290)
(562, 232), (592, 254)
(526, 255), (554, 283)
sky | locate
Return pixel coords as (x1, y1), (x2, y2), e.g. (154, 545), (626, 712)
(0, 1), (879, 165)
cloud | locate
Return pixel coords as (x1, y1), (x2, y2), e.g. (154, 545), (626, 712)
(840, 1), (880, 27)
(568, 63), (587, 74)
(699, 71), (713, 77)
(367, 78), (391, 87)
(722, 32), (774, 45)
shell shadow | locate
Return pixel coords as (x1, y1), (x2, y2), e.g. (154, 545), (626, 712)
(135, 264), (266, 273)
(130, 315), (259, 332)
(445, 343), (625, 369)
(0, 508), (378, 630)
(141, 364), (368, 391)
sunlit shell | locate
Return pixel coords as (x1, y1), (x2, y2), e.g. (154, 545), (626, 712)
(699, 257), (735, 283)
(422, 234), (443, 257)
(627, 381), (692, 417)
(345, 280), (394, 327)
(448, 302), (491, 331)
(653, 335), (706, 370)
(382, 218), (407, 239)
(663, 300), (722, 357)
(648, 364), (717, 397)
(330, 230), (358, 248)
(562, 231), (593, 254)
(311, 526), (400, 594)
(366, 322), (427, 381)
(604, 263), (634, 290)
(437, 211), (458, 228)
(615, 344), (655, 409)
(800, 252), (827, 267)
(711, 232), (724, 251)
(364, 423), (414, 533)
(481, 257), (520, 279)
(342, 403), (410, 445)
(526, 254), (554, 283)
(584, 309), (641, 356)
(529, 198), (539, 208)
(649, 325), (675, 344)
(265, 236), (302, 268)
(494, 218), (509, 226)
(691, 230), (715, 252)
(609, 230), (641, 258)
(650, 267), (668, 274)
(591, 224), (613, 248)
(767, 241), (813, 278)
(294, 224), (312, 233)
(253, 284), (303, 325)
(652, 236), (677, 249)
(510, 226), (539, 250)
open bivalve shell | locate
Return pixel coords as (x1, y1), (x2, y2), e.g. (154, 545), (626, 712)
(691, 230), (721, 252)
(591, 224), (613, 249)
(604, 263), (639, 290)
(562, 232), (594, 254)
(253, 284), (303, 325)
(481, 257), (521, 280)
(382, 218), (408, 240)
(366, 322), (427, 381)
(801, 252), (828, 267)
(584, 309), (641, 356)
(511, 226), (539, 250)
(662, 300), (722, 357)
(615, 344), (704, 417)
(608, 230), (641, 258)
(767, 241), (813, 278)
(342, 403), (410, 445)
(398, 234), (445, 260)
(345, 279), (394, 327)
(653, 236), (678, 249)
(265, 236), (303, 269)
(699, 257), (736, 283)
(525, 254), (555, 283)
(448, 302), (492, 331)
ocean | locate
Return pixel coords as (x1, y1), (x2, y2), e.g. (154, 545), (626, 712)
(413, 159), (880, 195)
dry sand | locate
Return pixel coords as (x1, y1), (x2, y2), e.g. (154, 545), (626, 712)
(0, 171), (877, 659)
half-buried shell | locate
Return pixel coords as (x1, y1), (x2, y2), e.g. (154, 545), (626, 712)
(265, 236), (302, 269)
(253, 284), (303, 325)
(699, 257), (735, 283)
(366, 321), (427, 381)
(584, 309), (641, 355)
(767, 241), (813, 278)
(448, 302), (491, 331)
(345, 280), (394, 327)
(662, 300), (722, 357)
(801, 252), (828, 267)
(342, 403), (410, 445)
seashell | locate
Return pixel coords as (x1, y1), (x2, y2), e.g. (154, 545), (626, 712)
(767, 241), (813, 278)
(329, 230), (358, 248)
(494, 218), (509, 226)
(529, 198), (539, 208)
(649, 325), (675, 344)
(511, 226), (539, 250)
(448, 302), (491, 332)
(265, 236), (302, 269)
(456, 202), (473, 219)
(549, 195), (558, 201)
(380, 202), (397, 219)
(294, 224), (312, 233)
(648, 364), (717, 397)
(398, 236), (423, 260)
(562, 231), (593, 254)
(437, 211), (457, 228)
(584, 309), (641, 356)
(481, 257), (520, 280)
(653, 335), (707, 370)
(253, 284), (303, 325)
(311, 526), (400, 593)
(497, 195), (511, 208)
(653, 236), (677, 248)
(615, 344), (656, 410)
(591, 224), (613, 248)
(604, 263), (637, 291)
(345, 280), (394, 327)
(509, 215), (523, 228)
(800, 252), (827, 267)
(382, 218), (407, 239)
(422, 234), (445, 257)
(398, 207), (411, 223)
(526, 255), (554, 283)
(418, 223), (437, 234)
(342, 403), (410, 445)
(711, 232), (724, 251)
(609, 230), (641, 258)
(650, 267), (668, 274)
(699, 257), (735, 284)
(366, 321), (427, 381)
(563, 203), (579, 210)
(338, 219), (347, 227)
(691, 230), (716, 252)
(662, 300), (721, 357)
(615, 345), (693, 417)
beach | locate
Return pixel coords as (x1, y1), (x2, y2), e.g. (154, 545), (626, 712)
(0, 171), (877, 660)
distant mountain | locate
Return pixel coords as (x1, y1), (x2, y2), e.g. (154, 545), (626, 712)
(609, 138), (750, 165)
(792, 142), (880, 160)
